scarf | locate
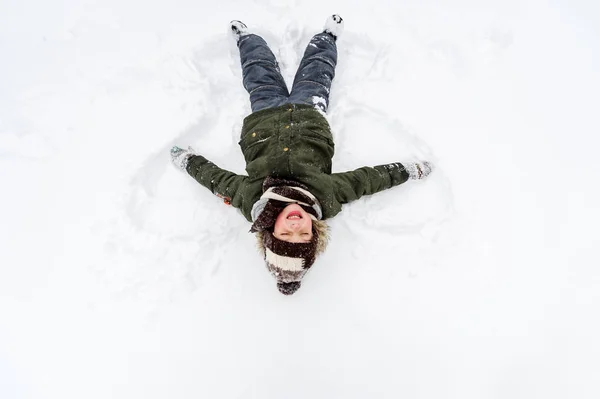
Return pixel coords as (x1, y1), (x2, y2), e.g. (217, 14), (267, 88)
(250, 177), (322, 233)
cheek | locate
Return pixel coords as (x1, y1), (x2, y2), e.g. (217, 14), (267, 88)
(306, 219), (313, 231)
(273, 213), (287, 233)
(302, 212), (313, 229)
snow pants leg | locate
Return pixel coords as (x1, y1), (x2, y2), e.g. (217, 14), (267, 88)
(288, 32), (338, 113)
(237, 34), (290, 113)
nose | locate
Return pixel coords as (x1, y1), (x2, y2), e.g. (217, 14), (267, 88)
(288, 220), (301, 230)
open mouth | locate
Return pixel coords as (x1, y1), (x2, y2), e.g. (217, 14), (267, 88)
(286, 211), (302, 220)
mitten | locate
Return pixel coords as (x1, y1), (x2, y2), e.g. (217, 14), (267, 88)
(170, 146), (197, 171)
(405, 161), (433, 180)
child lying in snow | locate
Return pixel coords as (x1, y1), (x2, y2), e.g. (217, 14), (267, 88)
(170, 15), (433, 295)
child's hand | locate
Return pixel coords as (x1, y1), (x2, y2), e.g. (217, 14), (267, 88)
(170, 146), (197, 171)
(405, 161), (433, 180)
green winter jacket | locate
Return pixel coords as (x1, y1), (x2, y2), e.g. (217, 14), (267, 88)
(186, 103), (410, 222)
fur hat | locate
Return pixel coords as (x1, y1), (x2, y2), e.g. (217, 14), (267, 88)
(256, 219), (329, 295)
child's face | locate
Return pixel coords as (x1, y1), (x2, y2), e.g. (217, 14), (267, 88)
(273, 204), (314, 243)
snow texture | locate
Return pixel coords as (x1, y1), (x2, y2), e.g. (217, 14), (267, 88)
(1, 1), (600, 398)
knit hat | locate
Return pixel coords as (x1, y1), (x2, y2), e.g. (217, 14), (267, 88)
(263, 230), (318, 295)
(256, 220), (329, 295)
(251, 177), (329, 295)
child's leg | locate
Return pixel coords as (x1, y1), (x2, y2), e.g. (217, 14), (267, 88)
(288, 32), (338, 113)
(237, 32), (290, 113)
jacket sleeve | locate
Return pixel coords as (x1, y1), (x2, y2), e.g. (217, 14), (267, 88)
(185, 154), (249, 209)
(330, 162), (410, 204)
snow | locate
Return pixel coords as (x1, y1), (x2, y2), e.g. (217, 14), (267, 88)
(1, 0), (599, 398)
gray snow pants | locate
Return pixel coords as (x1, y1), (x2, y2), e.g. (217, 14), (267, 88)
(237, 32), (338, 113)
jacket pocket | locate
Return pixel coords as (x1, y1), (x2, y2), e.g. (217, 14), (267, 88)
(239, 130), (274, 162)
(302, 129), (335, 147)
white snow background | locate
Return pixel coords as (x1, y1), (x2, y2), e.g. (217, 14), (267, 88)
(1, 0), (599, 398)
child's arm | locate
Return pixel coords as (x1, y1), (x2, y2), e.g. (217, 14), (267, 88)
(171, 146), (249, 207)
(331, 161), (432, 204)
